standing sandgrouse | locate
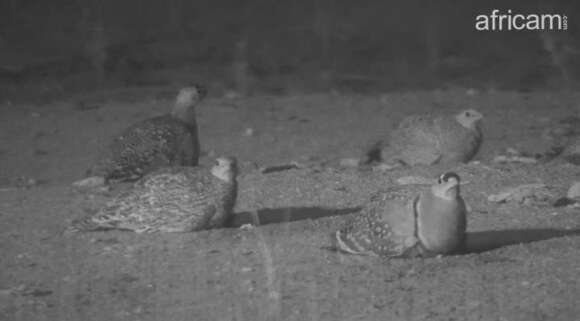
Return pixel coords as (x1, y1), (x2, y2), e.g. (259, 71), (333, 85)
(83, 85), (206, 185)
(67, 157), (238, 233)
(369, 109), (483, 166)
(332, 172), (467, 257)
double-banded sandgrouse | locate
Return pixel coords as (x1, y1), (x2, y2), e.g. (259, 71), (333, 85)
(67, 157), (238, 233)
(85, 85), (206, 184)
(332, 172), (467, 257)
(369, 109), (483, 166)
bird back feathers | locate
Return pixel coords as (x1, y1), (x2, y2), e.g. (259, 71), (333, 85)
(333, 185), (426, 257)
(379, 113), (482, 165)
(87, 87), (203, 182)
(69, 165), (236, 233)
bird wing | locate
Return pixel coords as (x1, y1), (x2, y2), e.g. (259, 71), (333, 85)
(78, 186), (149, 232)
(335, 186), (422, 257)
(387, 115), (442, 165)
(104, 117), (189, 178)
(368, 187), (422, 256)
(139, 167), (221, 231)
(433, 117), (482, 163)
(82, 168), (211, 232)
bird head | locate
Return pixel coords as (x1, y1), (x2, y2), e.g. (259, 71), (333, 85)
(455, 109), (483, 130)
(431, 172), (461, 200)
(171, 85), (207, 123)
(211, 156), (238, 182)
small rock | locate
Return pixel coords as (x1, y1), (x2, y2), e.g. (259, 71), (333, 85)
(241, 249), (254, 255)
(243, 128), (254, 136)
(260, 163), (300, 174)
(338, 158), (361, 168)
(505, 147), (520, 156)
(488, 183), (554, 205)
(493, 147), (542, 164)
(72, 176), (106, 188)
(240, 224), (254, 231)
(493, 155), (538, 164)
(465, 88), (479, 96)
(373, 163), (400, 172)
(0, 176), (40, 191)
(521, 281), (530, 287)
(553, 181), (580, 208)
(224, 90), (243, 100)
(567, 182), (580, 199)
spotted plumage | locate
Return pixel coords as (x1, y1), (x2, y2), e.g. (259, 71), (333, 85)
(333, 172), (467, 257)
(67, 157), (237, 233)
(87, 85), (206, 183)
(370, 109), (483, 166)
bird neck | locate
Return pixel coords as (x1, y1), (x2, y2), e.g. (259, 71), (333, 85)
(171, 103), (197, 126)
(211, 167), (236, 182)
(455, 115), (481, 131)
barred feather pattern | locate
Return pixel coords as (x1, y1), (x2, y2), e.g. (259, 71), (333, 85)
(68, 165), (236, 233)
(88, 115), (199, 182)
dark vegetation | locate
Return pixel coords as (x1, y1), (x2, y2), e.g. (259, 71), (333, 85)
(0, 0), (579, 102)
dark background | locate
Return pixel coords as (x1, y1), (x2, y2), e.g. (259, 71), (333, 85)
(0, 0), (579, 101)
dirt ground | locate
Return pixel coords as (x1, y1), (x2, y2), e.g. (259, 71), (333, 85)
(1, 87), (580, 321)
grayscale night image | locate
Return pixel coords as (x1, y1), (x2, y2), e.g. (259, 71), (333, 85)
(1, 1), (580, 320)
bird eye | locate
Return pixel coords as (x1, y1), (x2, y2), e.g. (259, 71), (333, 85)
(465, 111), (472, 117)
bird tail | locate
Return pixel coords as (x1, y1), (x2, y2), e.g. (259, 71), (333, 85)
(64, 216), (109, 235)
(331, 230), (369, 255)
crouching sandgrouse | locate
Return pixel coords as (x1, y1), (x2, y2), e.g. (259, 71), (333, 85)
(78, 85), (206, 187)
(332, 172), (467, 257)
(67, 157), (238, 233)
(368, 109), (483, 166)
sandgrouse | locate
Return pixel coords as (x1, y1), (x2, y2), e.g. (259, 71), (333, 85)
(67, 157), (238, 233)
(332, 172), (467, 257)
(84, 85), (206, 185)
(369, 109), (483, 166)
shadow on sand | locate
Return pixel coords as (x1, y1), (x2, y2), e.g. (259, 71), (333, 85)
(231, 208), (580, 255)
(229, 206), (362, 228)
(464, 228), (580, 254)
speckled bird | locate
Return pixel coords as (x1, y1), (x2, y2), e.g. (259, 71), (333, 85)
(67, 157), (238, 233)
(86, 85), (206, 183)
(332, 172), (467, 257)
(369, 109), (483, 166)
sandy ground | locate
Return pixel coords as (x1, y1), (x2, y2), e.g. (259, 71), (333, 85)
(1, 88), (580, 321)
